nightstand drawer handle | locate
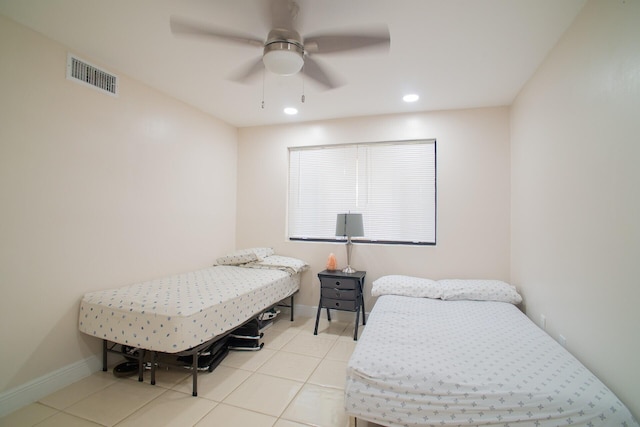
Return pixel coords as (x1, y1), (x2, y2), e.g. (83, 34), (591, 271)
(335, 281), (341, 286)
(334, 302), (340, 307)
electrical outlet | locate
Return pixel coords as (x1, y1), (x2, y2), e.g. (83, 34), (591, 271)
(540, 314), (546, 330)
(559, 335), (567, 347)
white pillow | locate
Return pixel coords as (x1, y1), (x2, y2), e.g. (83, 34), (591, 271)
(215, 247), (276, 265)
(215, 249), (258, 265)
(372, 275), (442, 299)
(250, 247), (275, 260)
(438, 279), (522, 304)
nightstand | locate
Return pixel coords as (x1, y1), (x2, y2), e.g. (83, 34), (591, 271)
(313, 269), (366, 340)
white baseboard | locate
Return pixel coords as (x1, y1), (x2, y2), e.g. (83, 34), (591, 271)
(289, 303), (316, 318)
(289, 303), (369, 323)
(0, 355), (101, 418)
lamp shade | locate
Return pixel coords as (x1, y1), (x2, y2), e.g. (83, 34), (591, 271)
(335, 213), (364, 238)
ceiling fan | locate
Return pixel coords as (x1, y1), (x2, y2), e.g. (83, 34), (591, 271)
(169, 0), (390, 89)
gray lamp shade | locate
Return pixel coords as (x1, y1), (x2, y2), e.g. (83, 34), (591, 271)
(335, 213), (364, 238)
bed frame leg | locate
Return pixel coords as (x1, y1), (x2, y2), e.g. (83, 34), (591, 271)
(138, 350), (144, 382)
(102, 340), (108, 372)
(290, 294), (294, 321)
(192, 352), (198, 396)
(150, 352), (157, 385)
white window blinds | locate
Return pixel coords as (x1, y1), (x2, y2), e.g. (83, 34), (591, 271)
(288, 140), (436, 244)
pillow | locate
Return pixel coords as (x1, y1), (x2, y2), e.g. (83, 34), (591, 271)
(215, 247), (276, 265)
(215, 249), (258, 265)
(438, 279), (522, 304)
(372, 275), (442, 299)
(245, 255), (309, 274)
(250, 247), (275, 260)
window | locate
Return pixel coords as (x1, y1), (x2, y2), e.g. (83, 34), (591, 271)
(288, 139), (436, 245)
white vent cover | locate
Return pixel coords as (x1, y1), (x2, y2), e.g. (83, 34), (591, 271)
(66, 54), (118, 96)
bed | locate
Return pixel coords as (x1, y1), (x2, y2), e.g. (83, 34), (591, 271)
(345, 276), (638, 427)
(78, 248), (307, 395)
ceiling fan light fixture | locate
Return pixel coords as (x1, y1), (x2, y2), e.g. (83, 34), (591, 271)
(263, 42), (304, 76)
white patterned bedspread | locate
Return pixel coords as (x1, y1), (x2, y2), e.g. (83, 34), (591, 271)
(79, 266), (299, 353)
(345, 295), (638, 427)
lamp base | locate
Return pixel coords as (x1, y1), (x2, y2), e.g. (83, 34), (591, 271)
(342, 239), (357, 274)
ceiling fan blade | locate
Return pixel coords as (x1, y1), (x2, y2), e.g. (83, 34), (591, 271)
(304, 26), (390, 54)
(170, 16), (264, 48)
(228, 57), (265, 84)
(303, 57), (343, 90)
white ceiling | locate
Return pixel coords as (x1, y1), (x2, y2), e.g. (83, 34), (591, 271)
(0, 0), (586, 128)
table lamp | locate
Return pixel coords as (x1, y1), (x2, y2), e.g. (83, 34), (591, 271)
(335, 213), (364, 273)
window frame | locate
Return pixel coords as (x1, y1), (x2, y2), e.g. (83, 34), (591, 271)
(287, 139), (437, 246)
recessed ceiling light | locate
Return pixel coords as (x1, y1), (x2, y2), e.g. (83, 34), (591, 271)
(403, 94), (419, 103)
(284, 107), (298, 115)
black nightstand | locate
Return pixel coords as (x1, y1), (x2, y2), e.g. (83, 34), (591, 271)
(313, 270), (366, 340)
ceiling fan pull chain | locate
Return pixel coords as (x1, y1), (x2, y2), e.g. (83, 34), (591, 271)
(301, 66), (305, 103)
(261, 70), (265, 109)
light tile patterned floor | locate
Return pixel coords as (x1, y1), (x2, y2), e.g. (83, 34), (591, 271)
(0, 315), (384, 427)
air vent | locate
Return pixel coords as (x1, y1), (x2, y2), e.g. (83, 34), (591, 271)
(66, 54), (118, 96)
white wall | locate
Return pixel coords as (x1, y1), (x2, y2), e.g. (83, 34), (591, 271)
(0, 16), (238, 394)
(510, 0), (640, 419)
(237, 107), (511, 310)
(7, 0), (638, 420)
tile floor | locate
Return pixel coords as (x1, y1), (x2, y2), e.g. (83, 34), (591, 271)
(0, 315), (384, 427)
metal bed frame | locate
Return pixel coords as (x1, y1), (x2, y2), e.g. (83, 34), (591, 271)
(101, 293), (296, 396)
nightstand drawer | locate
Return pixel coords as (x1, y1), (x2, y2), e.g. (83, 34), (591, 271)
(321, 288), (356, 300)
(322, 298), (357, 311)
(319, 277), (358, 290)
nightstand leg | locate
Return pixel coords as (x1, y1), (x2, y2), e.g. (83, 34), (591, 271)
(314, 298), (322, 335)
(326, 307), (331, 321)
(359, 281), (366, 325)
(354, 307), (360, 340)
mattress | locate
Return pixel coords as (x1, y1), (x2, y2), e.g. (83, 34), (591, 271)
(345, 294), (638, 427)
(79, 265), (299, 353)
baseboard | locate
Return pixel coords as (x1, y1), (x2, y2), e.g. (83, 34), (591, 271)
(291, 303), (370, 323)
(0, 355), (101, 418)
(289, 303), (315, 319)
